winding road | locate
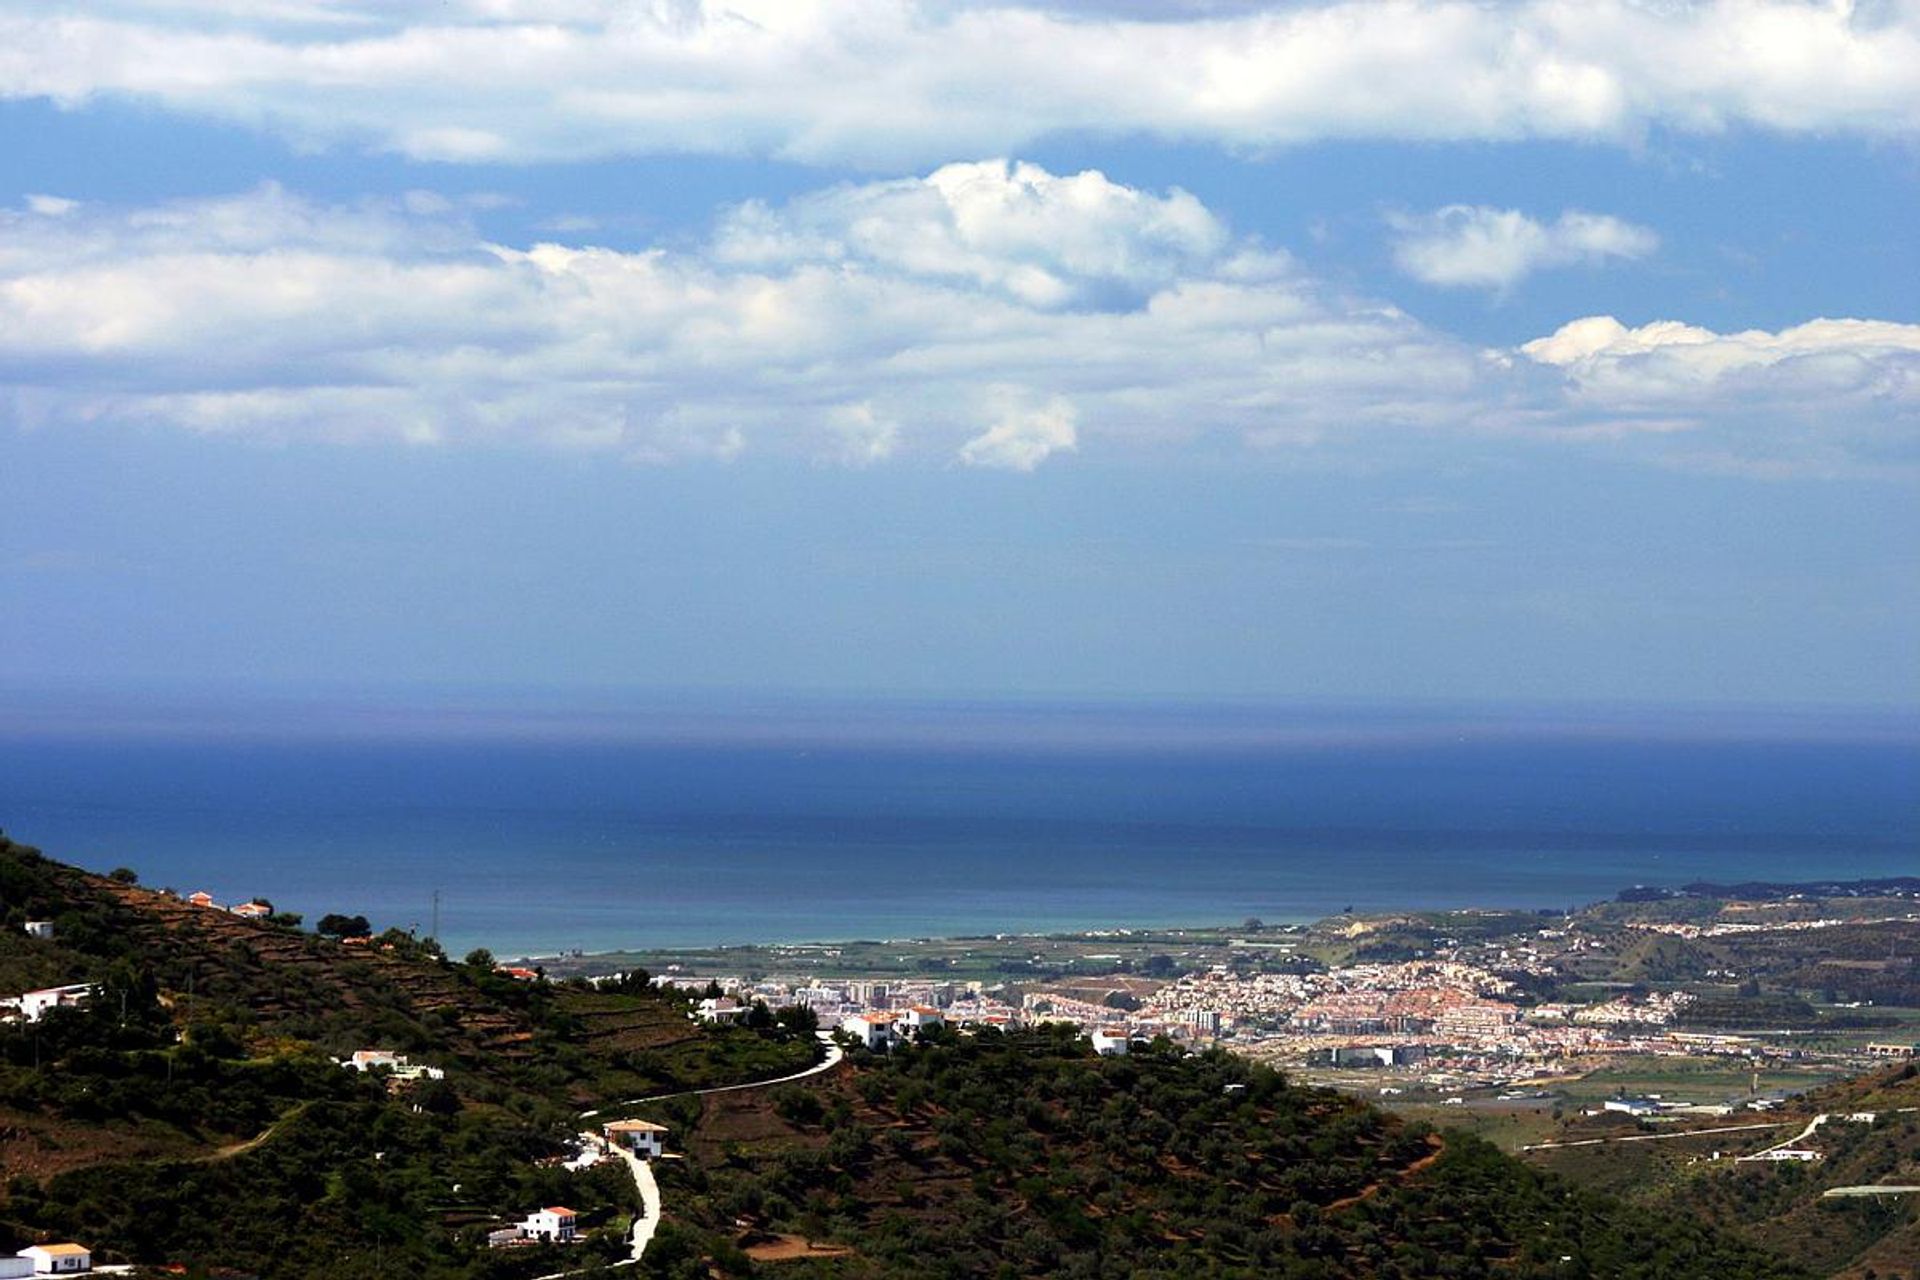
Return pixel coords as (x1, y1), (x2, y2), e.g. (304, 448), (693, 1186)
(543, 1031), (846, 1276)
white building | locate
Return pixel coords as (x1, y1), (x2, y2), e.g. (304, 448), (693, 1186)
(3, 985), (98, 1023)
(842, 1012), (902, 1051)
(603, 1119), (669, 1159)
(342, 1050), (445, 1081)
(15, 1243), (91, 1274)
(21, 922), (53, 941)
(519, 1207), (577, 1243)
(1090, 1029), (1130, 1057)
(696, 997), (744, 1023)
(901, 1006), (945, 1034)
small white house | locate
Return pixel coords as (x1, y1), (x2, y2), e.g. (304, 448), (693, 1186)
(21, 922), (53, 941)
(696, 996), (744, 1023)
(841, 1012), (901, 1051)
(603, 1119), (669, 1159)
(16, 1243), (91, 1274)
(901, 1005), (945, 1034)
(1090, 1029), (1130, 1057)
(519, 1207), (577, 1243)
(342, 1050), (444, 1081)
(3, 985), (98, 1024)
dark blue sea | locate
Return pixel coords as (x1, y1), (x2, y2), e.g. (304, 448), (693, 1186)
(1, 695), (1914, 957)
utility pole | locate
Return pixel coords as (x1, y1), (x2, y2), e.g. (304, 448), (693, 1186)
(431, 889), (440, 942)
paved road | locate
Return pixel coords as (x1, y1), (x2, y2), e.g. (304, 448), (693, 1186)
(1521, 1121), (1791, 1152)
(582, 1031), (845, 1119)
(1824, 1185), (1920, 1198)
(543, 1030), (845, 1277)
(530, 1146), (658, 1280)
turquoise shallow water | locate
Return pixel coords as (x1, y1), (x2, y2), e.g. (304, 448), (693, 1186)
(1, 703), (1914, 956)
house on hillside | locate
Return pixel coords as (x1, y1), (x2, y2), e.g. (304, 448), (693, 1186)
(696, 996), (744, 1023)
(2, 984), (98, 1024)
(341, 1050), (444, 1081)
(842, 1011), (902, 1051)
(603, 1119), (669, 1159)
(902, 1005), (945, 1034)
(518, 1207), (577, 1243)
(1090, 1029), (1130, 1057)
(21, 922), (53, 941)
(187, 891), (217, 909)
(13, 1242), (91, 1274)
(229, 901), (272, 920)
(495, 965), (539, 982)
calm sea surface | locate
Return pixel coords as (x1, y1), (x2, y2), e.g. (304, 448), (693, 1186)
(1, 702), (1914, 957)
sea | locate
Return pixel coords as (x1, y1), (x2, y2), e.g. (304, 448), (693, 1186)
(0, 693), (1914, 958)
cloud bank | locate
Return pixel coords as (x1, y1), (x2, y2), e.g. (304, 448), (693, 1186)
(1, 167), (1915, 476)
(1390, 206), (1659, 290)
(3, 1), (1918, 165)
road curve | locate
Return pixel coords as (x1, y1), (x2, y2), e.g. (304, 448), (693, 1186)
(543, 1030), (845, 1276)
(581, 1031), (845, 1119)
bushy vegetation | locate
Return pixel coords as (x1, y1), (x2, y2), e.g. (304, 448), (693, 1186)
(649, 1026), (1807, 1279)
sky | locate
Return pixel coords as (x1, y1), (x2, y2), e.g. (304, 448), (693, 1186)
(0, 0), (1917, 712)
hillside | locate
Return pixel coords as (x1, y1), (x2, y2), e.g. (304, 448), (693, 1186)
(628, 1027), (1807, 1279)
(0, 834), (1832, 1277)
(0, 833), (815, 1275)
(1525, 1063), (1920, 1279)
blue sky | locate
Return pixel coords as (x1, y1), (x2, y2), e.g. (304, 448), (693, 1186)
(1, 0), (1916, 710)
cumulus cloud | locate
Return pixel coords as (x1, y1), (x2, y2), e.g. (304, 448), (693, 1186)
(2, 1), (1916, 165)
(716, 160), (1228, 309)
(1518, 315), (1920, 475)
(0, 171), (1475, 469)
(0, 171), (1914, 478)
(958, 395), (1079, 470)
(1390, 206), (1659, 290)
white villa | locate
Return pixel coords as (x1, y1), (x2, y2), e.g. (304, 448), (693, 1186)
(2, 985), (97, 1024)
(696, 996), (745, 1023)
(21, 922), (53, 941)
(901, 1005), (945, 1033)
(520, 1207), (577, 1243)
(841, 1011), (902, 1051)
(603, 1119), (670, 1159)
(1090, 1029), (1130, 1057)
(7, 1243), (92, 1275)
(341, 1050), (445, 1081)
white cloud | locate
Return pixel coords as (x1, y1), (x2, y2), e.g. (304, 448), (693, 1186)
(0, 173), (1472, 469)
(2, 1), (1916, 165)
(24, 194), (79, 216)
(715, 160), (1228, 309)
(0, 172), (1913, 479)
(1518, 314), (1920, 475)
(1390, 206), (1659, 290)
(958, 395), (1079, 471)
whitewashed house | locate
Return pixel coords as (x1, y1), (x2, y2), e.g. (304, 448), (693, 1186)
(2, 985), (98, 1023)
(901, 1005), (945, 1034)
(519, 1207), (577, 1243)
(603, 1119), (669, 1159)
(696, 996), (744, 1023)
(21, 922), (53, 941)
(342, 1050), (444, 1081)
(1090, 1029), (1130, 1057)
(842, 1011), (902, 1051)
(16, 1243), (91, 1274)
